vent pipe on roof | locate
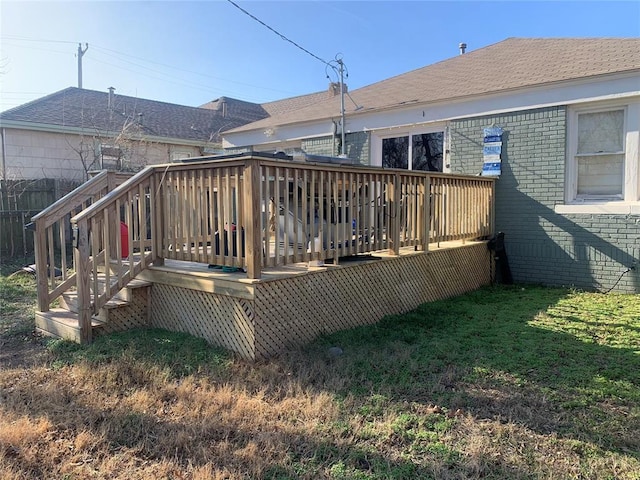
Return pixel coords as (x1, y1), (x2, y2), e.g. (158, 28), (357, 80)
(108, 87), (115, 110)
(459, 43), (467, 55)
(221, 100), (227, 118)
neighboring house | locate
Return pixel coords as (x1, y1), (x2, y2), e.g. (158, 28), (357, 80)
(223, 38), (640, 293)
(0, 87), (271, 256)
(0, 87), (270, 183)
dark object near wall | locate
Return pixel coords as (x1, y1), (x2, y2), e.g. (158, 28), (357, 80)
(488, 232), (513, 285)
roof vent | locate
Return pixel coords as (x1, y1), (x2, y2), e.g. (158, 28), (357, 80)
(459, 43), (467, 55)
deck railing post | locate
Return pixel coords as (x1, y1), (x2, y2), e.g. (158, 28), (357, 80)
(152, 170), (164, 266)
(490, 180), (496, 238)
(388, 172), (400, 256)
(106, 170), (117, 193)
(244, 159), (262, 279)
(421, 174), (431, 252)
(34, 218), (50, 312)
(74, 218), (93, 344)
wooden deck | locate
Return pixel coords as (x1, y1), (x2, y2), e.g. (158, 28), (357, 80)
(32, 154), (495, 357)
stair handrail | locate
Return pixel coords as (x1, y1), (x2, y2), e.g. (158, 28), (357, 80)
(70, 166), (159, 343)
(33, 170), (126, 312)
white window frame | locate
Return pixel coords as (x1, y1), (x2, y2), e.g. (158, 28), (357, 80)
(557, 99), (640, 215)
(370, 124), (450, 172)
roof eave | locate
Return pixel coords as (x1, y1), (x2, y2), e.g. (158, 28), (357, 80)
(0, 119), (218, 147)
(225, 68), (640, 137)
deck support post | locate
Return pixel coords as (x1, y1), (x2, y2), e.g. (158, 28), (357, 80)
(34, 218), (49, 312)
(244, 159), (262, 279)
(388, 172), (400, 256)
(75, 218), (93, 344)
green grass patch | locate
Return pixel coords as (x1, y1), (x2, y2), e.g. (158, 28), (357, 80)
(0, 274), (37, 335)
(2, 277), (639, 479)
(312, 285), (640, 456)
(47, 327), (233, 378)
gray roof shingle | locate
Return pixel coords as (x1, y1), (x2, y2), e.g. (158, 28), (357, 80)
(227, 38), (640, 133)
(0, 87), (269, 143)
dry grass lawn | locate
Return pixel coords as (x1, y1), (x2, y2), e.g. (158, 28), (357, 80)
(1, 270), (639, 479)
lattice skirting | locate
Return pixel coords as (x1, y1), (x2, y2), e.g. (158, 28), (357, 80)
(150, 284), (255, 359)
(149, 242), (491, 360)
(95, 286), (150, 336)
(253, 242), (491, 359)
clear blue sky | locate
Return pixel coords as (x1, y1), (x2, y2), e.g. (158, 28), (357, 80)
(1, 1), (638, 112)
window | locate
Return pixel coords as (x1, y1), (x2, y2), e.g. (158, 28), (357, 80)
(381, 132), (444, 172)
(558, 100), (640, 214)
(575, 109), (624, 198)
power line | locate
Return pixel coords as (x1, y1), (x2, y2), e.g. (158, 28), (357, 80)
(1, 35), (298, 98)
(90, 44), (293, 95)
(0, 34), (77, 45)
(225, 0), (329, 66)
(83, 56), (275, 103)
(0, 41), (73, 56)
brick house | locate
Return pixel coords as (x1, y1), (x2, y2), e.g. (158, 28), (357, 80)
(222, 38), (640, 293)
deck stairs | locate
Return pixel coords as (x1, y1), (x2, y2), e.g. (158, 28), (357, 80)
(35, 264), (151, 343)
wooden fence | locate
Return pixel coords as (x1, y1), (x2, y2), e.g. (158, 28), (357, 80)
(0, 178), (81, 258)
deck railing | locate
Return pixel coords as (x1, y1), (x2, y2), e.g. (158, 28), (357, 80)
(35, 155), (494, 342)
(32, 170), (131, 313)
(154, 159), (494, 272)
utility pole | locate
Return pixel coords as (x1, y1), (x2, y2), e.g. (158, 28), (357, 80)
(77, 43), (88, 88)
(338, 58), (346, 157)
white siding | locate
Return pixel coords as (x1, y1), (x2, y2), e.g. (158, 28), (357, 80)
(1, 128), (201, 181)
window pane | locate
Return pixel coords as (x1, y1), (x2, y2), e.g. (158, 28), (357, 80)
(577, 110), (624, 154)
(382, 136), (409, 169)
(577, 154), (624, 196)
(412, 132), (443, 172)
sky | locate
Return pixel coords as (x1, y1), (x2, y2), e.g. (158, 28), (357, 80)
(0, 1), (639, 112)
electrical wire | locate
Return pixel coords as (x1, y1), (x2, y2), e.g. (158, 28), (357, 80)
(0, 34), (77, 44)
(83, 56), (266, 102)
(1, 35), (298, 99)
(0, 41), (73, 56)
(89, 44), (292, 95)
(225, 0), (330, 66)
(603, 267), (632, 294)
